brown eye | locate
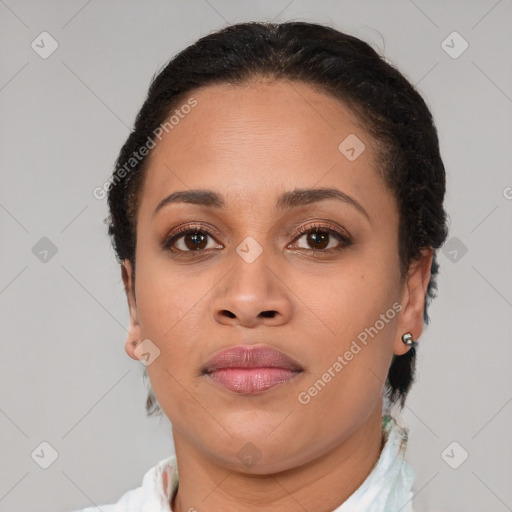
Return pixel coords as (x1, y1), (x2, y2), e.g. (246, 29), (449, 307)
(289, 224), (352, 254)
(163, 227), (222, 253)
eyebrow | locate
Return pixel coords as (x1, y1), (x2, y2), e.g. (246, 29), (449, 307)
(152, 187), (370, 221)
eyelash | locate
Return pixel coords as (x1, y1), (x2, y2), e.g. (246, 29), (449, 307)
(162, 222), (352, 257)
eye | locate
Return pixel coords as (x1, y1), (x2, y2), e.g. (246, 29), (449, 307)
(162, 225), (222, 253)
(288, 223), (352, 254)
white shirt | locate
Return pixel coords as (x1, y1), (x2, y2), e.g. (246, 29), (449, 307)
(73, 415), (415, 512)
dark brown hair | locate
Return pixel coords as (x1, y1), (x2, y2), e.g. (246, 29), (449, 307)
(107, 21), (448, 413)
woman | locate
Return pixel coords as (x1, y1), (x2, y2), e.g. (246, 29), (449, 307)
(75, 20), (448, 512)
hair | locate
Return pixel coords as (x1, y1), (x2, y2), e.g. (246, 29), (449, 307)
(106, 21), (448, 415)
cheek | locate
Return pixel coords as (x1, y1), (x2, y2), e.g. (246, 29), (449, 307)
(133, 258), (212, 393)
(294, 281), (397, 441)
(133, 263), (210, 424)
(293, 255), (399, 346)
(134, 253), (205, 337)
(293, 256), (399, 398)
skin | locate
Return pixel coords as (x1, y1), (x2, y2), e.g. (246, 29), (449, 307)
(121, 79), (433, 512)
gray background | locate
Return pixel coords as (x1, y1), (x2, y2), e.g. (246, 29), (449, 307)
(1, 1), (511, 511)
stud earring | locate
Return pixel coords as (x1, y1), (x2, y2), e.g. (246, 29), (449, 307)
(401, 332), (416, 347)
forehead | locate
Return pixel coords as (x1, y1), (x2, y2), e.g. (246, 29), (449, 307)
(138, 80), (393, 219)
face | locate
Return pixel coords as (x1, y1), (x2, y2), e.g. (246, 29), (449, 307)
(122, 79), (431, 473)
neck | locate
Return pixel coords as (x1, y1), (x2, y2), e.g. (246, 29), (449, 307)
(171, 403), (384, 512)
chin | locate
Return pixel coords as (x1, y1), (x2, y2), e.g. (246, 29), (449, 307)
(211, 445), (304, 475)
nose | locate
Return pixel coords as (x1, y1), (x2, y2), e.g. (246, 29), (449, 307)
(211, 253), (293, 328)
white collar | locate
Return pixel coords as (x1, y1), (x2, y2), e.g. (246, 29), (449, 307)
(333, 415), (415, 511)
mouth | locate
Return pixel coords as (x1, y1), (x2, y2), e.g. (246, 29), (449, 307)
(202, 345), (304, 394)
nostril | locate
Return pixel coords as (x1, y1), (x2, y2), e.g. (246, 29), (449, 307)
(222, 310), (236, 318)
(260, 310), (277, 318)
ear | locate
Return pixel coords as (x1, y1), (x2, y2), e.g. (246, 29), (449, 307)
(394, 248), (434, 356)
(121, 259), (142, 360)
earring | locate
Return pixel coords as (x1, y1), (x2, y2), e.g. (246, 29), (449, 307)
(401, 332), (416, 347)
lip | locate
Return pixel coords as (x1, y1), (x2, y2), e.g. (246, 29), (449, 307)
(202, 345), (303, 394)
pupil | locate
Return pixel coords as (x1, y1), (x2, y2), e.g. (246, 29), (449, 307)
(308, 231), (329, 250)
(185, 232), (207, 250)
